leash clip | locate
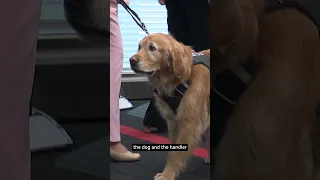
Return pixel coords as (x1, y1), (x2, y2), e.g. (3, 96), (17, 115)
(141, 23), (149, 34)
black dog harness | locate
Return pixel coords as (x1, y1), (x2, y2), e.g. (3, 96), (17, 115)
(157, 53), (210, 112)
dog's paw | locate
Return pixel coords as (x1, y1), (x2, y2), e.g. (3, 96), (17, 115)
(154, 173), (173, 180)
(204, 156), (210, 164)
(154, 173), (165, 180)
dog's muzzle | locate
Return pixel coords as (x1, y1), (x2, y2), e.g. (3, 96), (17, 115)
(129, 57), (154, 75)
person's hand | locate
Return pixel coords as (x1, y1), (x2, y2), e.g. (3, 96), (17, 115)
(118, 0), (130, 5)
(158, 0), (165, 5)
(123, 0), (130, 5)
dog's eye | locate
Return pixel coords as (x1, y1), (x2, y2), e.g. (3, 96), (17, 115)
(148, 45), (156, 51)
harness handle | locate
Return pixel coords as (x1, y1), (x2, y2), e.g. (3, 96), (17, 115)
(119, 0), (149, 35)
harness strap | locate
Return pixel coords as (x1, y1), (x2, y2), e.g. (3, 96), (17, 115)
(193, 54), (238, 104)
(193, 53), (210, 69)
(230, 66), (252, 84)
(175, 82), (190, 96)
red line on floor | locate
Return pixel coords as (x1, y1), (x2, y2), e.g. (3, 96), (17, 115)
(120, 125), (208, 158)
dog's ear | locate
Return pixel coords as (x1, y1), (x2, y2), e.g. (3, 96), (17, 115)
(168, 41), (193, 81)
(211, 0), (243, 49)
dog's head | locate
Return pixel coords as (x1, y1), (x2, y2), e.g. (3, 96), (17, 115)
(129, 33), (194, 83)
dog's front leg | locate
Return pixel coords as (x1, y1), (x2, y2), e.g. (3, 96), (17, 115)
(165, 119), (179, 167)
(154, 94), (178, 144)
(167, 119), (179, 144)
(154, 94), (179, 177)
(154, 120), (202, 180)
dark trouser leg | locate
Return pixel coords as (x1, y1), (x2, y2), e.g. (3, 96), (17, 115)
(166, 0), (210, 51)
(165, 0), (192, 47)
(143, 97), (168, 132)
(181, 0), (210, 51)
(0, 1), (42, 180)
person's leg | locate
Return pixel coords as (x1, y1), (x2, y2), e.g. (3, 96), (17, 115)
(110, 0), (122, 147)
(182, 0), (210, 51)
(165, 0), (192, 46)
(109, 0), (140, 161)
(143, 98), (168, 133)
(0, 0), (42, 180)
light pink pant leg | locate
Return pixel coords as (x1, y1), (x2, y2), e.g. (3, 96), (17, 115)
(0, 0), (42, 180)
(110, 0), (123, 142)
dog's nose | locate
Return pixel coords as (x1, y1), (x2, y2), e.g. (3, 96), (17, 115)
(129, 57), (137, 64)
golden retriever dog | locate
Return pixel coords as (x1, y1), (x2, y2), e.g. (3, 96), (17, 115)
(211, 0), (320, 179)
(129, 33), (210, 180)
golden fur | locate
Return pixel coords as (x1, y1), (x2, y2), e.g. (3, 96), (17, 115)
(130, 33), (210, 180)
(211, 0), (320, 179)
